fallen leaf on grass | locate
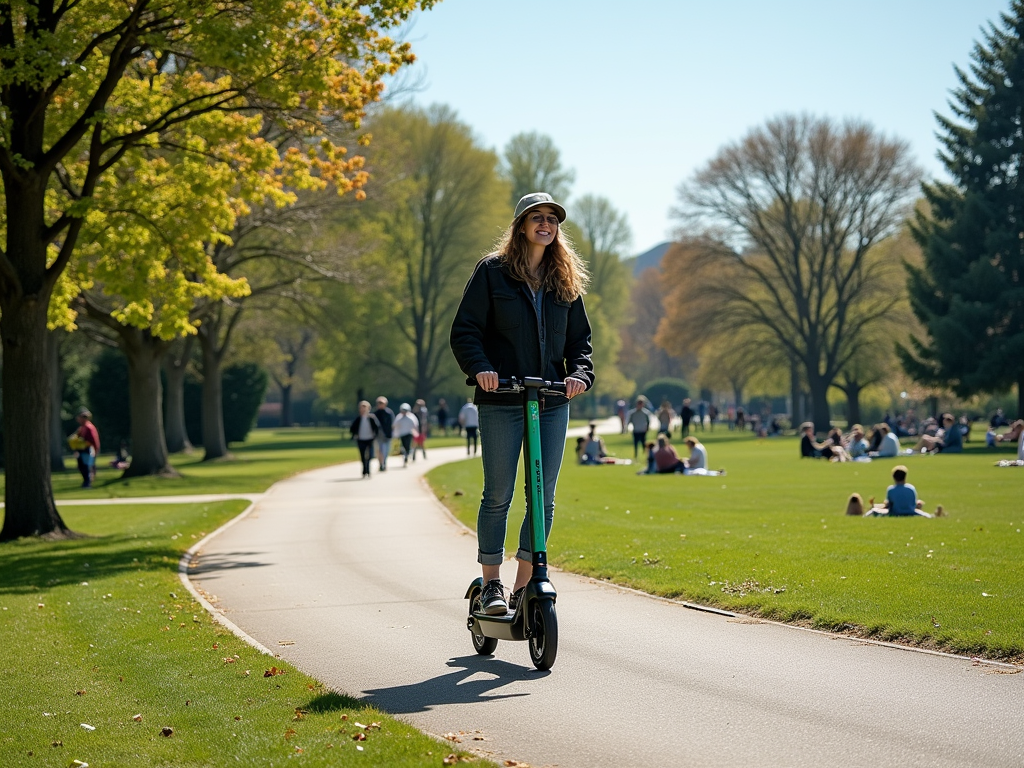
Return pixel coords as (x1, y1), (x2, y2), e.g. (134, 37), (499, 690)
(234, 716), (242, 721)
(293, 708), (307, 721)
(75, 690), (86, 696)
(264, 666), (285, 677)
(132, 714), (142, 722)
(160, 727), (173, 737)
(284, 728), (296, 741)
(443, 732), (462, 743)
(51, 740), (62, 747)
(443, 754), (460, 765)
(352, 732), (366, 742)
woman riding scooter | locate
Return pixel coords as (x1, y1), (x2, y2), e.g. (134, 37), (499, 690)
(450, 192), (594, 615)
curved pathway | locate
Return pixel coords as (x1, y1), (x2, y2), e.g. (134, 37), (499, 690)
(188, 440), (1024, 768)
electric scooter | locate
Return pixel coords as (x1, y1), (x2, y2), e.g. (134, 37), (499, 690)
(465, 376), (564, 671)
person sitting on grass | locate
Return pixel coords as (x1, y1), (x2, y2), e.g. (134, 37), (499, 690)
(847, 425), (869, 458)
(654, 433), (687, 473)
(913, 413), (962, 454)
(863, 465), (932, 518)
(577, 427), (607, 465)
(800, 422), (827, 458)
(995, 419), (1024, 450)
(868, 424), (901, 458)
(821, 427), (850, 462)
(683, 435), (707, 470)
(636, 441), (658, 475)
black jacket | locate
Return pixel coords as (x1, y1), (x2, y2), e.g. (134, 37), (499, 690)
(450, 254), (595, 407)
(349, 413), (380, 440)
(374, 407), (395, 439)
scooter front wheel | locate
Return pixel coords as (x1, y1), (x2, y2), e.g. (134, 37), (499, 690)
(528, 599), (558, 670)
(470, 591), (498, 656)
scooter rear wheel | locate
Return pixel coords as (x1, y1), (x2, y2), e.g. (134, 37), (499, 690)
(470, 591), (498, 656)
(528, 600), (558, 670)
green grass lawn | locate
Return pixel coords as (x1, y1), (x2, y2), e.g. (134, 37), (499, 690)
(0, 500), (490, 767)
(4, 428), (468, 500)
(427, 430), (1024, 662)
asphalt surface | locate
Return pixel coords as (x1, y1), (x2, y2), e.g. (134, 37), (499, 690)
(190, 441), (1024, 768)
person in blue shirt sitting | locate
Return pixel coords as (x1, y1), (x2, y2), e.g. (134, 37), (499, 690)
(864, 465), (932, 517)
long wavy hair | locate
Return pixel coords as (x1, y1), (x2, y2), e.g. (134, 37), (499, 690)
(495, 210), (589, 302)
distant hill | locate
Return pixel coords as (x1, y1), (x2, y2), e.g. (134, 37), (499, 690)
(625, 241), (672, 276)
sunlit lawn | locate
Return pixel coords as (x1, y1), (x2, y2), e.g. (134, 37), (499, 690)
(427, 429), (1024, 661)
(0, 501), (490, 767)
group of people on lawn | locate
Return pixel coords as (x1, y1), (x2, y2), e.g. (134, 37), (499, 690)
(576, 421), (719, 476)
(801, 411), (1024, 463)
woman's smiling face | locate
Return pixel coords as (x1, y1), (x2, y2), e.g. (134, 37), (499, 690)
(522, 204), (559, 248)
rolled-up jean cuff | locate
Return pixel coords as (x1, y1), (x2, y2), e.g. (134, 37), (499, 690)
(515, 548), (533, 563)
(477, 550), (504, 566)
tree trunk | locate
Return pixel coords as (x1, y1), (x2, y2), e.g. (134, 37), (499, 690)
(844, 383), (863, 428)
(163, 337), (194, 453)
(0, 297), (70, 540)
(807, 373), (832, 434)
(199, 330), (229, 460)
(731, 384), (744, 415)
(48, 329), (67, 472)
(121, 333), (178, 478)
(280, 383), (293, 428)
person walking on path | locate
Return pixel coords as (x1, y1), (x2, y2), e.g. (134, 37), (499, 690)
(72, 408), (100, 488)
(349, 400), (380, 478)
(656, 400), (675, 439)
(413, 399), (430, 460)
(436, 398), (450, 436)
(393, 403), (419, 466)
(450, 191), (593, 616)
(616, 398), (628, 433)
(459, 398), (480, 455)
(628, 398), (654, 458)
(373, 397), (395, 471)
(679, 398), (694, 437)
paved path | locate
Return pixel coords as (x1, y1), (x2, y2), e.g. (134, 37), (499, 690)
(190, 439), (1024, 768)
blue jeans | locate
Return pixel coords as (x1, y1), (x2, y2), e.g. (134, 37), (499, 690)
(477, 402), (569, 566)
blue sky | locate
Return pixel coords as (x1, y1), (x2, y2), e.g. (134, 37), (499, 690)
(398, 0), (1010, 254)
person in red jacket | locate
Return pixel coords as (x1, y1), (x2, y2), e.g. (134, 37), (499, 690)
(74, 408), (101, 488)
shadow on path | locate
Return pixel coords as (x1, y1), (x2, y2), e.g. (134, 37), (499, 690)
(356, 655), (546, 714)
(191, 551), (271, 579)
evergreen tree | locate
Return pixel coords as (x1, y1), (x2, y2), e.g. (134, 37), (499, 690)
(903, 3), (1024, 415)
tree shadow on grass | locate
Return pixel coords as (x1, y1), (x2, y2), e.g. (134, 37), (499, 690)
(353, 655), (543, 714)
(0, 535), (185, 594)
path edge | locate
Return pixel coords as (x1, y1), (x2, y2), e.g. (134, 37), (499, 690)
(177, 497), (276, 657)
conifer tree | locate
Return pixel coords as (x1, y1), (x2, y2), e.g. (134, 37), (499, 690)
(903, 2), (1024, 415)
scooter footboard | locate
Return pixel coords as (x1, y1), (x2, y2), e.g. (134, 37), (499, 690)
(468, 613), (526, 641)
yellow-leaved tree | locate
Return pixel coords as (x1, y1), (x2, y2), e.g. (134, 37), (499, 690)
(0, 0), (433, 539)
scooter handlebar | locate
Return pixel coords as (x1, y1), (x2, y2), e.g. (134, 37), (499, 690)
(464, 375), (568, 396)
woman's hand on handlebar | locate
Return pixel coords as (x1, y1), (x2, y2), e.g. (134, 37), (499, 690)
(564, 377), (586, 399)
(475, 371), (499, 392)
